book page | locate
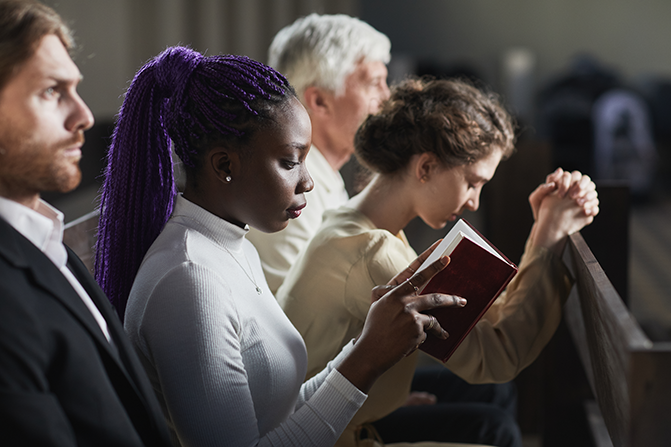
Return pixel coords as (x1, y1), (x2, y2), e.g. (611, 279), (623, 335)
(455, 221), (505, 261)
(418, 219), (504, 274)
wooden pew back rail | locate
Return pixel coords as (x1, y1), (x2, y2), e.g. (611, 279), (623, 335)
(564, 232), (671, 447)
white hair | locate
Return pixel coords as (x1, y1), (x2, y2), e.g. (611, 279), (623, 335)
(268, 14), (391, 99)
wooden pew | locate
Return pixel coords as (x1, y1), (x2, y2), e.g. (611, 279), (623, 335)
(562, 232), (671, 447)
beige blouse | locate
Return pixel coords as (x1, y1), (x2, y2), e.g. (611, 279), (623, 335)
(277, 206), (573, 447)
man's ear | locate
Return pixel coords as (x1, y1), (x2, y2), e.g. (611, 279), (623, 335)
(208, 146), (240, 185)
(302, 86), (333, 118)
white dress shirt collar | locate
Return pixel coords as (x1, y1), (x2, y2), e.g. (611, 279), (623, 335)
(0, 196), (112, 342)
(0, 196), (67, 268)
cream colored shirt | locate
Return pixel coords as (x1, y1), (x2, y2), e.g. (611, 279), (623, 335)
(247, 146), (349, 293)
(277, 205), (573, 447)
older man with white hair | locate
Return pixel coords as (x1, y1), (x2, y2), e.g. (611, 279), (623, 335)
(247, 13), (390, 293)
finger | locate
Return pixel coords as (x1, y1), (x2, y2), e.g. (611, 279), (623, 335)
(570, 170), (582, 187)
(585, 203), (600, 217)
(581, 192), (599, 207)
(577, 189), (598, 207)
(529, 181), (557, 220)
(557, 171), (572, 197)
(398, 256), (450, 296)
(415, 240), (442, 265)
(545, 167), (563, 184)
(371, 284), (395, 303)
(422, 313), (450, 340)
(586, 195), (600, 208)
(529, 182), (557, 217)
(531, 181), (557, 200)
(576, 179), (596, 200)
(410, 293), (467, 314)
(388, 240), (442, 286)
(568, 173), (591, 199)
(578, 174), (593, 195)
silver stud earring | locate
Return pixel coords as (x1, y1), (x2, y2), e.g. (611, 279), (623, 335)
(225, 175), (232, 182)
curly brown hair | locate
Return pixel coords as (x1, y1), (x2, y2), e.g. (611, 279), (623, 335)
(354, 77), (516, 175)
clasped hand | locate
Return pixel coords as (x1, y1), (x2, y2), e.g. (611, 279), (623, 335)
(529, 168), (600, 256)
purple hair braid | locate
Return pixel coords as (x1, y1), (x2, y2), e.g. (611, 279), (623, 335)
(95, 47), (204, 318)
(95, 46), (294, 320)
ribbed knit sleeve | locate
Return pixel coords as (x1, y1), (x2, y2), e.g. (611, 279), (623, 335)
(125, 197), (367, 447)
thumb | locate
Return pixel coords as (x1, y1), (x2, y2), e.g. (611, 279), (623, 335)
(529, 181), (556, 220)
(545, 167), (563, 184)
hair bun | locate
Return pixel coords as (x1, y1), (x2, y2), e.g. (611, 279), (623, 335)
(355, 77), (515, 174)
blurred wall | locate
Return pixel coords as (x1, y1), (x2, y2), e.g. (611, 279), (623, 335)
(361, 0), (671, 92)
(44, 0), (358, 120)
(46, 0), (671, 120)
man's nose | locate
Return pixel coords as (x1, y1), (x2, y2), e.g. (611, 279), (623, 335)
(66, 91), (94, 133)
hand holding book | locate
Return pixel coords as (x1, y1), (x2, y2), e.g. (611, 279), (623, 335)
(416, 219), (518, 362)
(342, 253), (467, 392)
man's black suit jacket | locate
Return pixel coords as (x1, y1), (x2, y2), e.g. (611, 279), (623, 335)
(0, 216), (171, 446)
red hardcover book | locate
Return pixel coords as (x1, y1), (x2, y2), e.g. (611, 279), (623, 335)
(417, 219), (518, 362)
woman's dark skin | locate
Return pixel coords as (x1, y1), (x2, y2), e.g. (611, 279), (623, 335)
(181, 96), (466, 393)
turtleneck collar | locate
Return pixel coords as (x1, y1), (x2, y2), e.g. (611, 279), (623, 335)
(170, 194), (249, 253)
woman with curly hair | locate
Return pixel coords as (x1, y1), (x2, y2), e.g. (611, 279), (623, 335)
(277, 77), (599, 447)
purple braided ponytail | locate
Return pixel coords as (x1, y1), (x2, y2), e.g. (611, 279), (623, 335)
(95, 46), (294, 319)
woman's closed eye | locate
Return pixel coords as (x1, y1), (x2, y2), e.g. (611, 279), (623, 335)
(282, 160), (300, 170)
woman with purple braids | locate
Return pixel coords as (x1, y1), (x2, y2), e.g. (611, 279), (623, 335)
(94, 46), (463, 447)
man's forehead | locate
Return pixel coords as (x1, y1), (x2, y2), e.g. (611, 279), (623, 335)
(356, 59), (386, 76)
(345, 59), (387, 87)
(17, 34), (80, 84)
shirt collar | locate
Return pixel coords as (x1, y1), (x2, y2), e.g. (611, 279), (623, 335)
(170, 194), (249, 253)
(0, 196), (67, 267)
(307, 145), (346, 194)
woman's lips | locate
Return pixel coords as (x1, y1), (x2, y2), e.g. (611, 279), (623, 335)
(287, 203), (306, 219)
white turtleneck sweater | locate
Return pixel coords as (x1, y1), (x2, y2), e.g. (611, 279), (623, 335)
(124, 195), (366, 447)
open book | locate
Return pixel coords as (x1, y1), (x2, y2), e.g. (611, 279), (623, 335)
(416, 219), (518, 362)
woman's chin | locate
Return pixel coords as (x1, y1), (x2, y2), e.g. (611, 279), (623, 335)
(246, 217), (289, 234)
(267, 220), (291, 234)
(423, 219), (448, 231)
